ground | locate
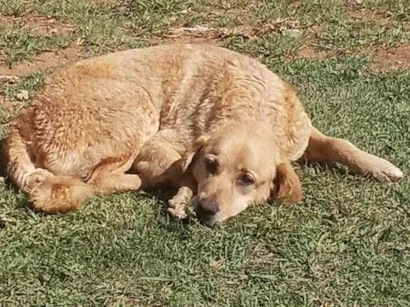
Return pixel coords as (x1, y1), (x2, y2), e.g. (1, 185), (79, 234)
(0, 0), (410, 306)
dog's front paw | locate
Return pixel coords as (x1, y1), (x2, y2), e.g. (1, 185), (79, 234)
(168, 187), (193, 219)
(168, 206), (187, 219)
(168, 196), (188, 219)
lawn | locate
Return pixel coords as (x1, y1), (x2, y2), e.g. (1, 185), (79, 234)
(1, 0), (410, 306)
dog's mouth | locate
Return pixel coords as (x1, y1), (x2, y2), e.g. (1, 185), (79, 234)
(195, 210), (218, 227)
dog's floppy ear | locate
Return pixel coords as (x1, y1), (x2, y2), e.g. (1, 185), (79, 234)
(270, 161), (303, 203)
(182, 135), (210, 172)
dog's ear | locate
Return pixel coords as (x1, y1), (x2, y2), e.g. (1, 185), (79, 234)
(182, 135), (210, 172)
(270, 162), (303, 203)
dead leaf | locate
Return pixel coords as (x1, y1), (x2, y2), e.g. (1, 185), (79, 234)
(210, 258), (225, 271)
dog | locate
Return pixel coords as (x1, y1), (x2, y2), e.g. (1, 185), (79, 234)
(2, 44), (403, 226)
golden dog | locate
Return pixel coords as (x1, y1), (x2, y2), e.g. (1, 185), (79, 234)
(2, 44), (403, 226)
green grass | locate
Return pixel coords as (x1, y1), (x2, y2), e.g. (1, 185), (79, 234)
(0, 0), (25, 17)
(0, 23), (72, 67)
(0, 71), (47, 135)
(1, 0), (410, 306)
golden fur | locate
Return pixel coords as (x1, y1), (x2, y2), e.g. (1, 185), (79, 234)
(2, 44), (403, 225)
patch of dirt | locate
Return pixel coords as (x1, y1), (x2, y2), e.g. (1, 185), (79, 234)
(0, 99), (26, 114)
(348, 9), (390, 27)
(296, 45), (331, 59)
(89, 0), (118, 4)
(157, 19), (301, 46)
(293, 43), (410, 72)
(209, 258), (225, 271)
(152, 26), (227, 46)
(371, 45), (410, 72)
(0, 46), (83, 77)
(0, 11), (76, 36)
(0, 76), (23, 112)
(253, 0), (264, 5)
(287, 24), (329, 60)
(307, 24), (325, 36)
(288, 0), (302, 10)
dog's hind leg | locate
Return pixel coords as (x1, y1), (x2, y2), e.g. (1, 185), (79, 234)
(303, 127), (403, 181)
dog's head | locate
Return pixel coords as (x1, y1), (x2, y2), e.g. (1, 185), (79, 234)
(183, 124), (280, 226)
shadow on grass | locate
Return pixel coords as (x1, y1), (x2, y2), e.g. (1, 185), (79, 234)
(141, 187), (200, 230)
(0, 138), (21, 196)
(297, 158), (352, 177)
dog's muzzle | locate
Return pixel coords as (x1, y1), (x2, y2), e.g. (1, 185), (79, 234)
(195, 198), (219, 227)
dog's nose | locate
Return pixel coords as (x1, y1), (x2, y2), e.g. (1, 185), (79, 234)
(197, 198), (219, 216)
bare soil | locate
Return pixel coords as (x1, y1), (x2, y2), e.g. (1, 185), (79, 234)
(0, 11), (76, 36)
(371, 44), (410, 72)
(0, 46), (83, 77)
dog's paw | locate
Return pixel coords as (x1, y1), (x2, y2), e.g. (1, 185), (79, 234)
(362, 156), (403, 182)
(168, 207), (187, 219)
(168, 196), (188, 219)
(168, 187), (193, 219)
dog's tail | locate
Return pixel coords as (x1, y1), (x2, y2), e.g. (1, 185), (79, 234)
(3, 123), (93, 213)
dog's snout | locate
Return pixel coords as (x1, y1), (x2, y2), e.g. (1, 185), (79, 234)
(197, 198), (219, 216)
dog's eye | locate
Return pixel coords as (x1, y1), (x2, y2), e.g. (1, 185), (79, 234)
(205, 158), (217, 175)
(237, 173), (255, 186)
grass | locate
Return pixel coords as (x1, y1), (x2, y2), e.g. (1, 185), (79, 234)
(0, 23), (72, 67)
(0, 0), (26, 17)
(0, 71), (47, 134)
(1, 0), (410, 306)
